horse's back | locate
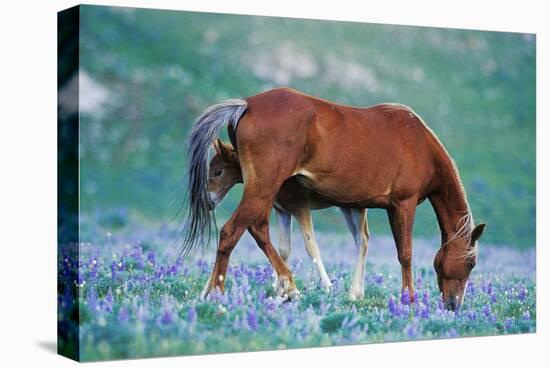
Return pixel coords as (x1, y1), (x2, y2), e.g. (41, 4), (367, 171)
(238, 88), (441, 206)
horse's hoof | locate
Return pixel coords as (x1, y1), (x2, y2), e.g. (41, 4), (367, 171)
(322, 280), (333, 292)
(275, 288), (301, 304)
(348, 289), (365, 301)
(276, 276), (300, 301)
(200, 289), (210, 300)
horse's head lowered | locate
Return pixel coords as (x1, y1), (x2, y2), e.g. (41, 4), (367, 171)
(433, 220), (485, 312)
(207, 139), (242, 210)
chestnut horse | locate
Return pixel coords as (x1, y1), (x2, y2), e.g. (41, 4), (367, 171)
(207, 138), (370, 300)
(184, 87), (485, 311)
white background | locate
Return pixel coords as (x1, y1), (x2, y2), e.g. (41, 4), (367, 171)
(0, 0), (547, 366)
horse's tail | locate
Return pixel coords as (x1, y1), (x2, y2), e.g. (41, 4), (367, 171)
(181, 99), (248, 260)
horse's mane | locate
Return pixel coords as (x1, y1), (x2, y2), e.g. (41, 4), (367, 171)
(407, 106), (478, 261)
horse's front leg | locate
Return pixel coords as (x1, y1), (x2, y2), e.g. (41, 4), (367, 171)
(387, 198), (417, 300)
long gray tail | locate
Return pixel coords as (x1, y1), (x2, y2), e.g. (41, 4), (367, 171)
(181, 99), (248, 259)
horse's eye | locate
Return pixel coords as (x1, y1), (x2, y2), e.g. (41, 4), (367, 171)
(213, 169), (223, 177)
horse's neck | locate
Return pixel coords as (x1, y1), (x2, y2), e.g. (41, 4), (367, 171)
(429, 158), (471, 244)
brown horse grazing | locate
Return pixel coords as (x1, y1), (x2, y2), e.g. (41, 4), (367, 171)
(184, 87), (485, 312)
(207, 139), (370, 300)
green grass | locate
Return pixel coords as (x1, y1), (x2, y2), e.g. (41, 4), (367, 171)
(76, 5), (535, 247)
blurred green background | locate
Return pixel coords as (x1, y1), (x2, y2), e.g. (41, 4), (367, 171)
(76, 5), (535, 248)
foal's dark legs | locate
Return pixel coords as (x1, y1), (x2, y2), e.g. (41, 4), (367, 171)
(387, 198), (417, 300)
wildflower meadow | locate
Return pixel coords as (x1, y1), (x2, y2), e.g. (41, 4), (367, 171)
(58, 211), (535, 361)
(57, 5), (535, 362)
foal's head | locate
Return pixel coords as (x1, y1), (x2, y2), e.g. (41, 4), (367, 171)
(207, 139), (242, 210)
(433, 221), (485, 312)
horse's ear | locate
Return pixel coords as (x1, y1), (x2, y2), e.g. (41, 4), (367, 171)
(213, 138), (224, 155)
(213, 138), (233, 160)
(471, 223), (486, 243)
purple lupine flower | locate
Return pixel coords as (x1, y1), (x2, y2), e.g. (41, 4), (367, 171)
(196, 259), (209, 274)
(405, 322), (419, 339)
(401, 288), (411, 305)
(136, 303), (149, 322)
(504, 317), (514, 331)
(447, 328), (459, 338)
(87, 287), (99, 313)
(342, 315), (359, 331)
(482, 304), (491, 318)
(118, 306), (129, 323)
(518, 287), (527, 302)
(422, 291), (430, 307)
(160, 297), (175, 325)
(264, 297), (278, 313)
(522, 311), (531, 321)
(465, 310), (477, 321)
(187, 306), (197, 325)
(103, 287), (114, 313)
(147, 250), (156, 266)
(168, 264), (179, 276)
(155, 266), (165, 281)
(78, 268), (86, 287)
(88, 256), (99, 279)
(484, 281), (493, 295)
(230, 288), (244, 307)
(61, 286), (74, 311)
(130, 244), (142, 260)
(257, 289), (266, 301)
(254, 265), (271, 284)
(388, 296), (400, 316)
(110, 261), (119, 279)
(232, 316), (243, 330)
(247, 309), (258, 331)
(415, 274), (424, 289)
(466, 281), (476, 296)
(373, 273), (384, 285)
(160, 309), (174, 325)
(420, 305), (430, 319)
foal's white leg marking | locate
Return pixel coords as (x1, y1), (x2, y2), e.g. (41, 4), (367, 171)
(295, 210), (332, 291)
(341, 208), (369, 300)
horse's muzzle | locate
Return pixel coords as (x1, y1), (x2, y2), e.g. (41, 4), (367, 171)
(445, 298), (461, 313)
(207, 192), (219, 211)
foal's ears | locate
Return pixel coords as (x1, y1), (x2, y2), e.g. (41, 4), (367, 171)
(213, 138), (232, 160)
(471, 223), (486, 243)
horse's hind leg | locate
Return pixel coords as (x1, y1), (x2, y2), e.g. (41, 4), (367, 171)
(294, 208), (332, 291)
(199, 202), (248, 299)
(248, 204), (298, 300)
(200, 189), (297, 299)
(341, 208), (369, 300)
